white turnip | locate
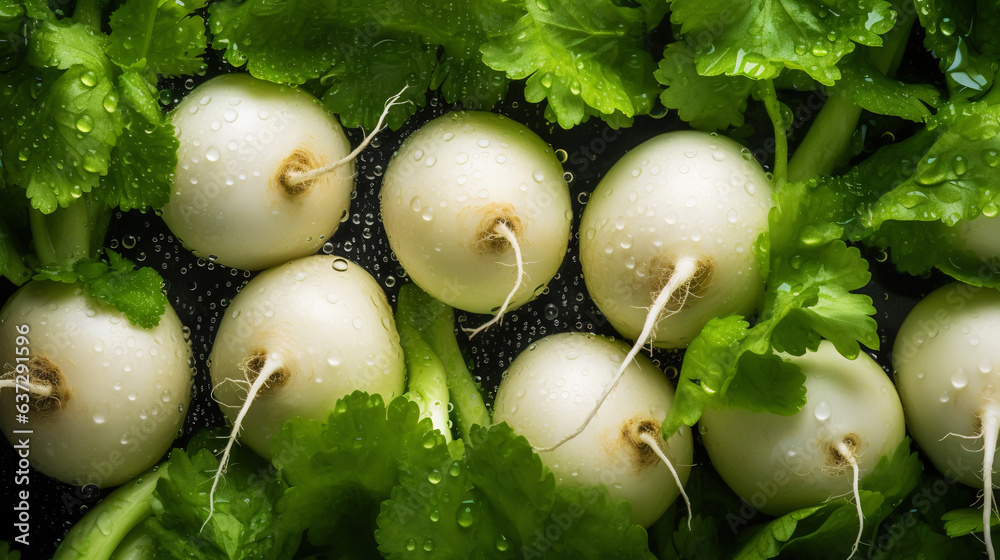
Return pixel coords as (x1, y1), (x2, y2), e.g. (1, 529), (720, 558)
(699, 341), (906, 557)
(893, 283), (1000, 560)
(380, 111), (572, 334)
(163, 74), (402, 271)
(492, 332), (693, 527)
(0, 281), (193, 487)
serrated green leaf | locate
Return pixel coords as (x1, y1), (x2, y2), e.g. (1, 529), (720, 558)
(669, 0), (896, 86)
(480, 0), (664, 128)
(208, 0), (509, 131)
(80, 250), (169, 329)
(274, 393), (452, 551)
(144, 431), (300, 560)
(94, 94), (177, 212)
(0, 63), (122, 213)
(656, 42), (754, 131)
(108, 0), (208, 80)
(832, 49), (940, 121)
(915, 0), (996, 100)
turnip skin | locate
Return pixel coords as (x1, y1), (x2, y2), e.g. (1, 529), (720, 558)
(699, 341), (905, 517)
(492, 332), (693, 527)
(0, 281), (194, 488)
(893, 283), (1000, 488)
(380, 111), (572, 316)
(209, 254), (406, 458)
(163, 74), (354, 271)
(579, 130), (772, 348)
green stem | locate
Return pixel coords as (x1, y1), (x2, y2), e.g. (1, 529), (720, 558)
(396, 284), (492, 442)
(425, 308), (492, 441)
(53, 470), (161, 560)
(108, 525), (156, 560)
(787, 8), (916, 182)
(30, 198), (113, 271)
(0, 220), (31, 284)
(71, 0), (108, 30)
(28, 208), (58, 268)
(398, 322), (453, 442)
(758, 79), (788, 186)
(786, 96), (863, 182)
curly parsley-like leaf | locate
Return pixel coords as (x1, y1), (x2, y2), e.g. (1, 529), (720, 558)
(821, 101), (1000, 286)
(831, 50), (941, 122)
(144, 431), (300, 560)
(656, 43), (754, 131)
(274, 392), (452, 552)
(71, 250), (169, 329)
(481, 0), (664, 128)
(94, 72), (177, 212)
(669, 0), (896, 86)
(209, 0), (508, 130)
(107, 0), (208, 80)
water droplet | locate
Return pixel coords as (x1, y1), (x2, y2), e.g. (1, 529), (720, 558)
(205, 147), (221, 162)
(223, 109), (238, 123)
(813, 401), (832, 421)
(76, 115), (94, 133)
(543, 304), (559, 320)
(951, 368), (969, 389)
(332, 258), (349, 271)
(457, 506), (475, 527)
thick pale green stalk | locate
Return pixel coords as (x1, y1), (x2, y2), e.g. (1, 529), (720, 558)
(396, 284), (491, 441)
(787, 8), (916, 181)
(398, 322), (453, 442)
(53, 470), (161, 560)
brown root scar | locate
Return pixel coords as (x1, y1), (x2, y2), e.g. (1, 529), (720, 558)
(607, 415), (663, 473)
(27, 355), (69, 415)
(240, 350), (289, 394)
(475, 203), (523, 254)
(274, 147), (324, 199)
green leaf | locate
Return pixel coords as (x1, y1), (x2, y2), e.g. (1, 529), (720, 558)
(0, 60), (123, 213)
(733, 439), (921, 559)
(376, 449), (515, 560)
(107, 0), (208, 80)
(831, 49), (941, 122)
(144, 431), (300, 560)
(274, 393), (452, 551)
(78, 250), (169, 329)
(377, 424), (654, 559)
(480, 0), (664, 127)
(0, 0), (24, 68)
(941, 508), (999, 537)
(0, 541), (21, 560)
(914, 0), (996, 100)
(821, 101), (1000, 286)
(208, 0), (509, 130)
(94, 83), (177, 212)
(669, 0), (896, 86)
(208, 0), (345, 85)
(320, 35), (436, 130)
(656, 42), (755, 131)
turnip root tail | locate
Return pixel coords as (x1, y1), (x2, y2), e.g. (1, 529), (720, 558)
(464, 221), (525, 338)
(638, 431), (692, 530)
(536, 257), (699, 453)
(283, 85), (409, 188)
(204, 354), (286, 531)
(980, 404), (1000, 560)
(0, 377), (53, 398)
(834, 440), (863, 559)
